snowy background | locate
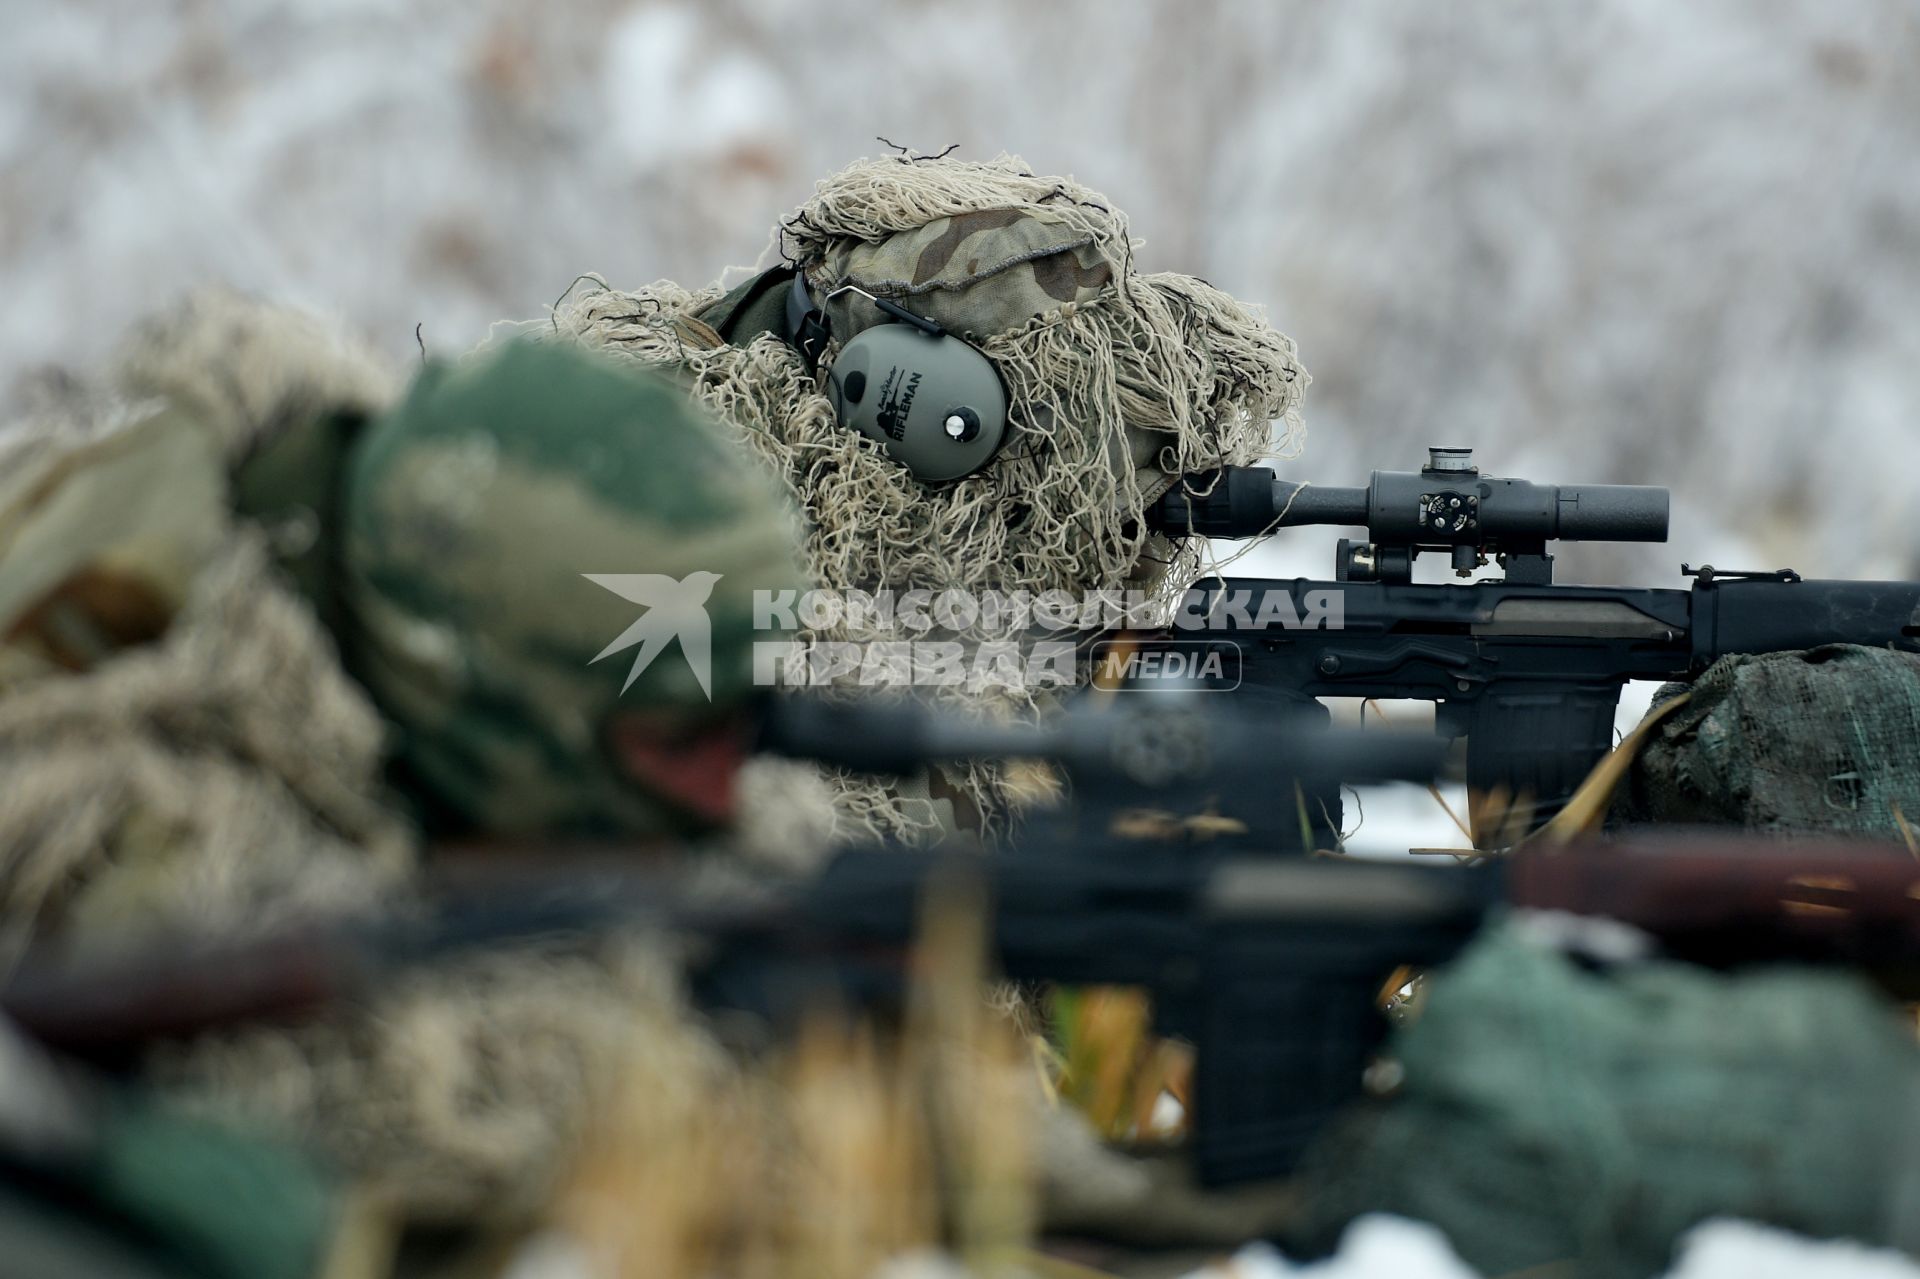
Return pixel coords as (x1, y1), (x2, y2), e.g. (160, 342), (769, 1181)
(7, 0), (1917, 578)
(8, 13), (1920, 1271)
(6, 0), (1919, 847)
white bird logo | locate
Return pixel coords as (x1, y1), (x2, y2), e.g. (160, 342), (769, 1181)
(583, 571), (724, 698)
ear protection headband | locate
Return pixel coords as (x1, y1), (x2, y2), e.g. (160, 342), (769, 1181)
(785, 273), (1010, 483)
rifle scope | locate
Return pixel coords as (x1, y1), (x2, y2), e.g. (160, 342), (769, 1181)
(1148, 447), (1670, 583)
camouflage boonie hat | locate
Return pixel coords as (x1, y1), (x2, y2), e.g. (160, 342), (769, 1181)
(342, 341), (810, 836)
(809, 207), (1114, 342)
(781, 156), (1306, 509)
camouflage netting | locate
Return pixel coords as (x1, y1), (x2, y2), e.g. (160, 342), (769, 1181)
(536, 153), (1309, 837)
(1614, 645), (1920, 835)
(1287, 921), (1920, 1279)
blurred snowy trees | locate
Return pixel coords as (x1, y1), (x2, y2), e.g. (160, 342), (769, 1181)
(4, 0), (1917, 577)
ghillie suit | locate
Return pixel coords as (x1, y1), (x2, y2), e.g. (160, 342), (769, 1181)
(0, 296), (828, 1227)
(1612, 645), (1920, 839)
(539, 153), (1310, 840)
(0, 291), (413, 962)
(0, 295), (1245, 1258)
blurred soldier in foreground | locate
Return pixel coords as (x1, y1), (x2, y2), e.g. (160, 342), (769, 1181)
(0, 293), (1300, 1275)
(0, 293), (826, 1242)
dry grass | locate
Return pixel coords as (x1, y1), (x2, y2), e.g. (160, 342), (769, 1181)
(544, 877), (1041, 1279)
(1891, 802), (1919, 858)
(1046, 986), (1192, 1146)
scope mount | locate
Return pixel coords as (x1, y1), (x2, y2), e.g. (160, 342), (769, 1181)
(1337, 447), (1556, 585)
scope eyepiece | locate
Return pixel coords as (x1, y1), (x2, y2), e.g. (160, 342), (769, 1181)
(1552, 483), (1670, 542)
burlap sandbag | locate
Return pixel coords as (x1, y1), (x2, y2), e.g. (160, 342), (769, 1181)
(1288, 920), (1920, 1279)
(1615, 645), (1920, 836)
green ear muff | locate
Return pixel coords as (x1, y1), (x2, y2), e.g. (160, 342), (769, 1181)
(788, 274), (1011, 484)
(825, 323), (1008, 483)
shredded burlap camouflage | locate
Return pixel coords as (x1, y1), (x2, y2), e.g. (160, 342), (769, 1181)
(0, 301), (839, 1227)
(112, 288), (402, 463)
(0, 531), (413, 965)
(0, 306), (412, 962)
(531, 153), (1309, 839)
(546, 154), (1306, 616)
(149, 937), (721, 1227)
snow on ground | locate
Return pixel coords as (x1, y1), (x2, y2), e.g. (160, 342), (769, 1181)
(1184, 1216), (1479, 1279)
(1182, 1216), (1920, 1279)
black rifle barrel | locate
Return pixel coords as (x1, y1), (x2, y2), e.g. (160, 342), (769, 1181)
(11, 834), (1920, 1186)
(759, 694), (1446, 790)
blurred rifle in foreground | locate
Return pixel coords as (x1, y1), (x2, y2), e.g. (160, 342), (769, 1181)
(0, 692), (1433, 1052)
(756, 689), (1447, 850)
(1144, 447), (1920, 837)
(11, 827), (1920, 1187)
